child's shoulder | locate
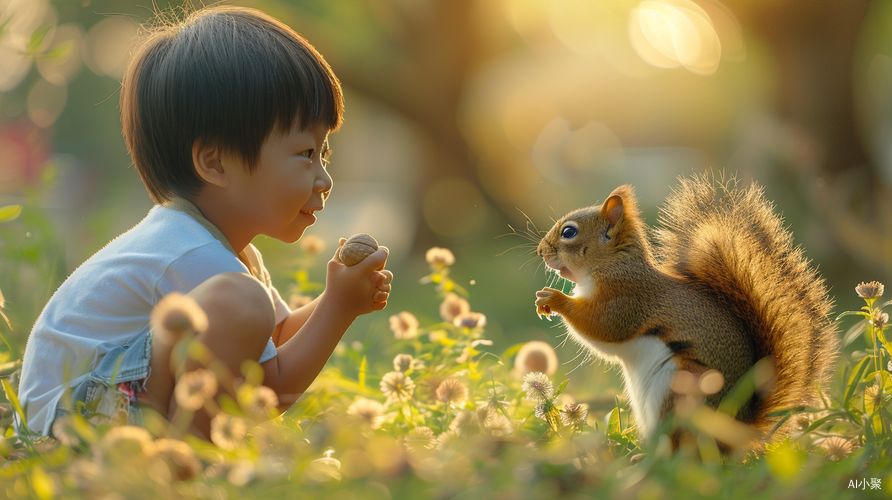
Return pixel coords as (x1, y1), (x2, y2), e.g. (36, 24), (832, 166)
(78, 205), (240, 283)
(91, 205), (223, 262)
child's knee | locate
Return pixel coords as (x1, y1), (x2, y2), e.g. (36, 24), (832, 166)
(191, 273), (276, 341)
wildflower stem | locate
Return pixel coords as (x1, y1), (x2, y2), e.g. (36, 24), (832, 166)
(869, 312), (886, 432)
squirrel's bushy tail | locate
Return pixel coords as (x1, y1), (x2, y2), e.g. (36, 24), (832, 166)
(654, 173), (837, 433)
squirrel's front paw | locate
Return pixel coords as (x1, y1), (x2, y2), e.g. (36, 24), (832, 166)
(535, 287), (563, 320)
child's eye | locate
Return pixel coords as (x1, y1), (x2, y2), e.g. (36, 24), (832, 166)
(299, 149), (314, 159)
(321, 148), (332, 166)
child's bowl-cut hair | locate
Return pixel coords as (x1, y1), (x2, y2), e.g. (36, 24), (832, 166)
(120, 5), (344, 204)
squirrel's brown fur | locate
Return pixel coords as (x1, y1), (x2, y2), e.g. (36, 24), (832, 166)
(535, 173), (837, 447)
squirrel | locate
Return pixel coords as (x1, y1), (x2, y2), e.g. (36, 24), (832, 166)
(534, 173), (837, 448)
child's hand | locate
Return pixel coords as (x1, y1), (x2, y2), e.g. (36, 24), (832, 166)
(322, 243), (391, 317)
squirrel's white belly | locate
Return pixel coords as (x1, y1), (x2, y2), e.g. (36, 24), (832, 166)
(572, 331), (676, 438)
(566, 279), (675, 438)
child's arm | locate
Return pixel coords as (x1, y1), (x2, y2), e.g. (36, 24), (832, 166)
(261, 247), (391, 408)
(271, 268), (392, 346)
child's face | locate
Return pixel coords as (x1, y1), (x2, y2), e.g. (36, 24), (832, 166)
(225, 125), (332, 244)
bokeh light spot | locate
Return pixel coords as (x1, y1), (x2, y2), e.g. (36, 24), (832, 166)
(631, 0), (722, 75)
(36, 23), (85, 86)
(86, 17), (138, 78)
(26, 79), (67, 128)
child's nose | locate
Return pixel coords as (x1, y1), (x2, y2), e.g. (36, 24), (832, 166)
(315, 168), (332, 195)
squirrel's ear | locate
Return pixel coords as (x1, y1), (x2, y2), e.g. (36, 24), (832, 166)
(601, 195), (624, 225)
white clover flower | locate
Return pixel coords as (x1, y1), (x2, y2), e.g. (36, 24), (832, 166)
(439, 293), (470, 322)
(425, 247), (455, 268)
(347, 397), (386, 430)
(150, 292), (208, 341)
(389, 311), (420, 340)
(174, 369), (217, 411)
(210, 413), (248, 450)
(522, 372), (554, 402)
(242, 385), (279, 418)
(403, 426), (437, 452)
(453, 312), (487, 329)
(435, 377), (468, 405)
(380, 371), (415, 405)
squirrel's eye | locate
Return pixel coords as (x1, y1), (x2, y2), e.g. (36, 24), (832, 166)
(561, 225), (578, 239)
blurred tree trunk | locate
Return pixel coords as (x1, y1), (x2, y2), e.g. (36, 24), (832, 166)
(731, 1), (874, 180)
(730, 0), (892, 280)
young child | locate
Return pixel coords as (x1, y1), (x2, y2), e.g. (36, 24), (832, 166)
(16, 5), (392, 438)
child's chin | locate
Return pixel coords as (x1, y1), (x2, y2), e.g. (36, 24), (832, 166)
(281, 230), (306, 244)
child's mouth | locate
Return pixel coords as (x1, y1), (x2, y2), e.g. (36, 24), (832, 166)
(300, 209), (317, 223)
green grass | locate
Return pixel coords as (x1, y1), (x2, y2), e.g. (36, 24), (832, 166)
(0, 206), (890, 499)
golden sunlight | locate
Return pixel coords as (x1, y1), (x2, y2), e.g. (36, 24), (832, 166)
(631, 0), (721, 75)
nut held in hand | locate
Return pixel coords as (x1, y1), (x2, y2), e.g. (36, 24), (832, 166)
(339, 233), (379, 266)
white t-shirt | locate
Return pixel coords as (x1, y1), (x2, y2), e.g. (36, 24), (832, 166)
(18, 199), (289, 436)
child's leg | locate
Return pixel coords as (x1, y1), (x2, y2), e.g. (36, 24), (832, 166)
(143, 272), (276, 437)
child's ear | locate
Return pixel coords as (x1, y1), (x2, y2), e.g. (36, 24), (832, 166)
(192, 140), (228, 188)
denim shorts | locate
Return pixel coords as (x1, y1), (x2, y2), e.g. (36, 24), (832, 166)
(53, 330), (153, 433)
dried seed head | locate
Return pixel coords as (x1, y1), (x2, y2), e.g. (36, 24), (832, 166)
(856, 281), (884, 300)
(559, 403), (589, 426)
(522, 372), (554, 402)
(338, 233), (378, 266)
(435, 377), (469, 405)
(872, 310), (888, 330)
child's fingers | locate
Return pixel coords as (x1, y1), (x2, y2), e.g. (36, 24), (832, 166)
(372, 289), (389, 311)
(370, 270), (393, 288)
(379, 270), (394, 285)
(357, 247), (389, 272)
